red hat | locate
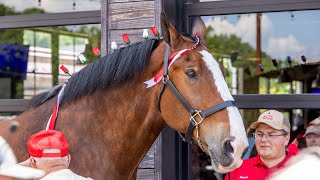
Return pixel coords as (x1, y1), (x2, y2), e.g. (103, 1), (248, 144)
(28, 130), (69, 158)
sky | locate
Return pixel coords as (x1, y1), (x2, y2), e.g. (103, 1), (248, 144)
(0, 0), (100, 12)
(203, 10), (320, 63)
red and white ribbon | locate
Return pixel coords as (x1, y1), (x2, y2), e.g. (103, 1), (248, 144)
(144, 49), (189, 88)
(144, 34), (200, 88)
(46, 81), (68, 130)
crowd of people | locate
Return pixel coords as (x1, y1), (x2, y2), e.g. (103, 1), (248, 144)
(225, 110), (320, 180)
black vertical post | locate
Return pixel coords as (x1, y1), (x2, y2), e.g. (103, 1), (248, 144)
(256, 13), (262, 76)
(163, 0), (186, 32)
(266, 78), (270, 94)
(33, 31), (37, 95)
(73, 35), (76, 73)
(161, 0), (192, 180)
(160, 126), (177, 179)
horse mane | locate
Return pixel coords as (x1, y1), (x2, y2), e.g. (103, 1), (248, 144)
(27, 38), (159, 109)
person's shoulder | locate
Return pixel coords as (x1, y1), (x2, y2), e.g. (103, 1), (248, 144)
(287, 143), (300, 155)
(227, 156), (266, 180)
(241, 156), (258, 166)
(229, 157), (258, 174)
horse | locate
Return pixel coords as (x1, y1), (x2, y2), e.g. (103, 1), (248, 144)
(0, 13), (248, 179)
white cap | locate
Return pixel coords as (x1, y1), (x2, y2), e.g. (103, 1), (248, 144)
(304, 125), (320, 137)
(0, 136), (45, 179)
(250, 110), (290, 133)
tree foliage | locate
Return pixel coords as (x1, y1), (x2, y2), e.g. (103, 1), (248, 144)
(205, 25), (295, 94)
(205, 26), (276, 76)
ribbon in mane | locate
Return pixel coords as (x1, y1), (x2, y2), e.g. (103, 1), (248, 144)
(46, 81), (68, 130)
(144, 34), (200, 88)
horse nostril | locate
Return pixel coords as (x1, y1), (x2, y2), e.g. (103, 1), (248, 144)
(241, 146), (249, 160)
(220, 138), (234, 167)
(223, 140), (234, 154)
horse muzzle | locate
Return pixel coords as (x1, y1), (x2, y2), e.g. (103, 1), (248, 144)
(208, 136), (249, 173)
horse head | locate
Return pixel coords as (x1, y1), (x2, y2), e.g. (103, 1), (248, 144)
(157, 13), (248, 173)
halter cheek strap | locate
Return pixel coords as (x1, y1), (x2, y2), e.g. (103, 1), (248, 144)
(157, 44), (170, 110)
(157, 41), (237, 150)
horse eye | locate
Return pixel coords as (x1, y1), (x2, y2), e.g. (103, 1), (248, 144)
(185, 69), (197, 79)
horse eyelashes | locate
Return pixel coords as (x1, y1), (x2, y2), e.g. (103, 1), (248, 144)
(185, 69), (198, 79)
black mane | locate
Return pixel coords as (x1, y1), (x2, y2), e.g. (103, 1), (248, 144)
(28, 38), (159, 108)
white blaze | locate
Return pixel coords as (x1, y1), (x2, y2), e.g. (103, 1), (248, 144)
(199, 50), (248, 160)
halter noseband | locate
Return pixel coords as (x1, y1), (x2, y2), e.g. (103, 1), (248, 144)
(157, 39), (237, 150)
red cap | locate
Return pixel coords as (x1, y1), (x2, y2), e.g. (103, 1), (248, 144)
(28, 130), (69, 158)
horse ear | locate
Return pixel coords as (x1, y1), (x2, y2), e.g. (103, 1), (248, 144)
(161, 12), (181, 47)
(192, 16), (206, 44)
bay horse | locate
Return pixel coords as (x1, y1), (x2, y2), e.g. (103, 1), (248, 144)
(0, 13), (248, 179)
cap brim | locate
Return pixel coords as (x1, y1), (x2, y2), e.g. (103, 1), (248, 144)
(303, 130), (320, 137)
(250, 121), (283, 130)
(0, 164), (45, 179)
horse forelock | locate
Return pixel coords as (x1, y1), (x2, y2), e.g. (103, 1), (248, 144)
(181, 32), (197, 42)
(27, 39), (160, 109)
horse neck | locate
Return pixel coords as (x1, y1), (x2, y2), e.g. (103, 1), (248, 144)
(58, 44), (167, 177)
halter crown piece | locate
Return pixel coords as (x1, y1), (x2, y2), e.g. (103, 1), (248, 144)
(149, 34), (238, 151)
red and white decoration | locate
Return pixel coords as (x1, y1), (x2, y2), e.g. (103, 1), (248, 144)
(144, 49), (189, 88)
(144, 34), (200, 88)
(46, 81), (67, 130)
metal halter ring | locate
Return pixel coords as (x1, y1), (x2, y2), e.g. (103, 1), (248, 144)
(162, 75), (170, 84)
(190, 110), (204, 126)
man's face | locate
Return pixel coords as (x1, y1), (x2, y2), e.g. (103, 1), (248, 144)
(305, 133), (320, 147)
(255, 124), (289, 160)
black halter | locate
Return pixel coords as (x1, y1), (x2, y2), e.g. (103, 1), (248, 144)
(158, 43), (237, 148)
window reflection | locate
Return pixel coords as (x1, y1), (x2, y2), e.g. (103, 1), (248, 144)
(201, 10), (320, 95)
(0, 24), (100, 99)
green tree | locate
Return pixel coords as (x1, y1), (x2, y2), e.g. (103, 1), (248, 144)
(205, 26), (279, 76)
(21, 8), (45, 15)
(0, 4), (16, 16)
